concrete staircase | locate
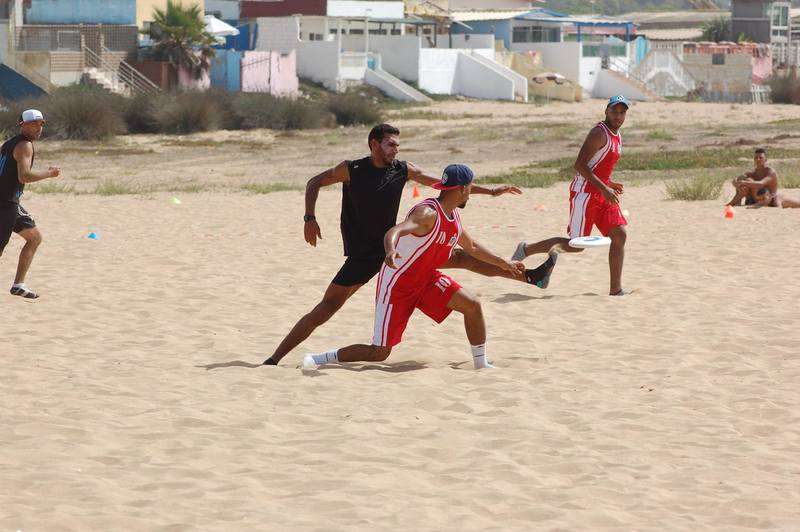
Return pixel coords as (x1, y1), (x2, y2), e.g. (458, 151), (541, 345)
(82, 66), (130, 96)
(83, 46), (160, 97)
(601, 67), (661, 101)
(365, 66), (431, 103)
(632, 49), (696, 98)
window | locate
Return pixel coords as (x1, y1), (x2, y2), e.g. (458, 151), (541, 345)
(772, 5), (789, 27)
(512, 25), (559, 43)
(712, 53), (726, 65)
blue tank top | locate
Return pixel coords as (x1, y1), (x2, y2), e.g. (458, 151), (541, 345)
(0, 135), (33, 206)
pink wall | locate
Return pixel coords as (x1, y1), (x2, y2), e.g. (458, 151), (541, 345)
(751, 54), (772, 84)
(178, 65), (211, 90)
(241, 50), (298, 96)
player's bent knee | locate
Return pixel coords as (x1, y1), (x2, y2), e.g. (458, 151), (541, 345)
(462, 295), (482, 316)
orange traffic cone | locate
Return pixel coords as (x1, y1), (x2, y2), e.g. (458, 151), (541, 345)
(412, 184), (420, 198)
(724, 205), (734, 219)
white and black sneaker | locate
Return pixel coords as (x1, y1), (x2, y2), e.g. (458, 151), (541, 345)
(10, 284), (39, 299)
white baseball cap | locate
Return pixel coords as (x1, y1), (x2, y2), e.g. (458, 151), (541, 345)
(20, 109), (45, 123)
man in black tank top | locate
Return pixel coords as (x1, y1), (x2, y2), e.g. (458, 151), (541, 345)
(263, 124), (557, 366)
(1, 109), (61, 299)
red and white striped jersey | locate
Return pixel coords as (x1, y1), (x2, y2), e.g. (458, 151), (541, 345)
(376, 198), (462, 304)
(570, 121), (622, 195)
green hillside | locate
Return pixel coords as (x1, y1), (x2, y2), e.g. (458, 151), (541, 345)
(544, 0), (725, 16)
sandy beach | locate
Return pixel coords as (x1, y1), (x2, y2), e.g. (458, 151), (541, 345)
(2, 99), (800, 530)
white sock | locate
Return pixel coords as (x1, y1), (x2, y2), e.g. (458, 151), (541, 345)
(471, 344), (490, 369)
(312, 349), (339, 365)
(12, 282), (26, 289)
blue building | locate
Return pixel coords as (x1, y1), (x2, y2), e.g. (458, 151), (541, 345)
(451, 8), (637, 50)
(25, 0), (137, 25)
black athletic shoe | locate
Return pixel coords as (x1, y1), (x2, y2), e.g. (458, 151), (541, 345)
(525, 252), (558, 289)
(263, 357), (278, 366)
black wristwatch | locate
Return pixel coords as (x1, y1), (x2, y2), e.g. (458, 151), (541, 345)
(303, 214), (316, 223)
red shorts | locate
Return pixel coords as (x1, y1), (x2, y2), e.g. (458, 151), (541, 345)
(568, 190), (627, 238)
(372, 271), (461, 348)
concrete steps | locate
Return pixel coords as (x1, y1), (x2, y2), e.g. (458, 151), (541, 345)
(82, 67), (130, 96)
(365, 67), (431, 103)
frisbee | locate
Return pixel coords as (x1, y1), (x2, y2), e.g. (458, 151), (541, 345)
(569, 236), (611, 248)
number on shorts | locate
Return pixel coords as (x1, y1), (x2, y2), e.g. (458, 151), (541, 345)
(435, 276), (451, 293)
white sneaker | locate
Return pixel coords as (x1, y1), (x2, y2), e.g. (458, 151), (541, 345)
(301, 354), (319, 371)
(473, 359), (495, 370)
(511, 241), (527, 262)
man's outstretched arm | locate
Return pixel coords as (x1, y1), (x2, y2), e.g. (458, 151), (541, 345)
(407, 162), (521, 196)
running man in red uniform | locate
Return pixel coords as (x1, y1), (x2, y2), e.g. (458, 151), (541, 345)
(510, 95), (629, 295)
(303, 164), (520, 370)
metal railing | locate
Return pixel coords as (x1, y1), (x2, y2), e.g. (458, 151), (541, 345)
(770, 42), (800, 66)
(633, 49), (696, 93)
(607, 56), (648, 87)
(84, 46), (161, 96)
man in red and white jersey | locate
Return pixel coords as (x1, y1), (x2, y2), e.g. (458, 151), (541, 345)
(510, 95), (629, 296)
(303, 164), (533, 370)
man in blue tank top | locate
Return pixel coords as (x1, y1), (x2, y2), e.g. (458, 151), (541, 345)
(0, 109), (61, 299)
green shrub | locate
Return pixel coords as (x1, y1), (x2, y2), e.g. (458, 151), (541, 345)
(29, 182), (75, 194)
(478, 168), (566, 189)
(45, 85), (127, 140)
(665, 176), (724, 201)
(646, 129), (675, 141)
(232, 93), (329, 130)
(123, 93), (160, 134)
(768, 74), (800, 104)
(94, 179), (148, 196)
(155, 90), (221, 134)
(241, 182), (302, 194)
(326, 92), (382, 126)
(781, 174), (800, 188)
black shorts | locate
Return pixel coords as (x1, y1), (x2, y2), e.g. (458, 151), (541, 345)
(332, 256), (384, 287)
(0, 204), (36, 253)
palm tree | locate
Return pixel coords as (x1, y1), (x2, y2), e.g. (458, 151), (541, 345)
(701, 16), (732, 43)
(145, 0), (216, 80)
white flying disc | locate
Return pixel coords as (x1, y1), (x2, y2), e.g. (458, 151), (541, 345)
(569, 236), (611, 249)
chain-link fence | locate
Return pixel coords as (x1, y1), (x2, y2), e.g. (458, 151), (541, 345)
(15, 24), (138, 53)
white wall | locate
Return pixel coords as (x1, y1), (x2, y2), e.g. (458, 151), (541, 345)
(419, 48), (459, 93)
(456, 52), (515, 100)
(368, 34), (420, 82)
(580, 56), (602, 94)
(256, 17), (300, 53)
(593, 69), (650, 101)
(510, 42), (581, 84)
(327, 1), (404, 18)
(428, 34), (495, 50)
(51, 71), (82, 86)
(340, 33), (366, 52)
(296, 41), (340, 90)
(467, 51), (527, 101)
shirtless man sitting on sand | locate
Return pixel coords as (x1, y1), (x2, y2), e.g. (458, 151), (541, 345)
(726, 148), (778, 207)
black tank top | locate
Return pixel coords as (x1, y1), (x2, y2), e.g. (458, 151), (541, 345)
(0, 135), (33, 205)
(341, 156), (408, 258)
